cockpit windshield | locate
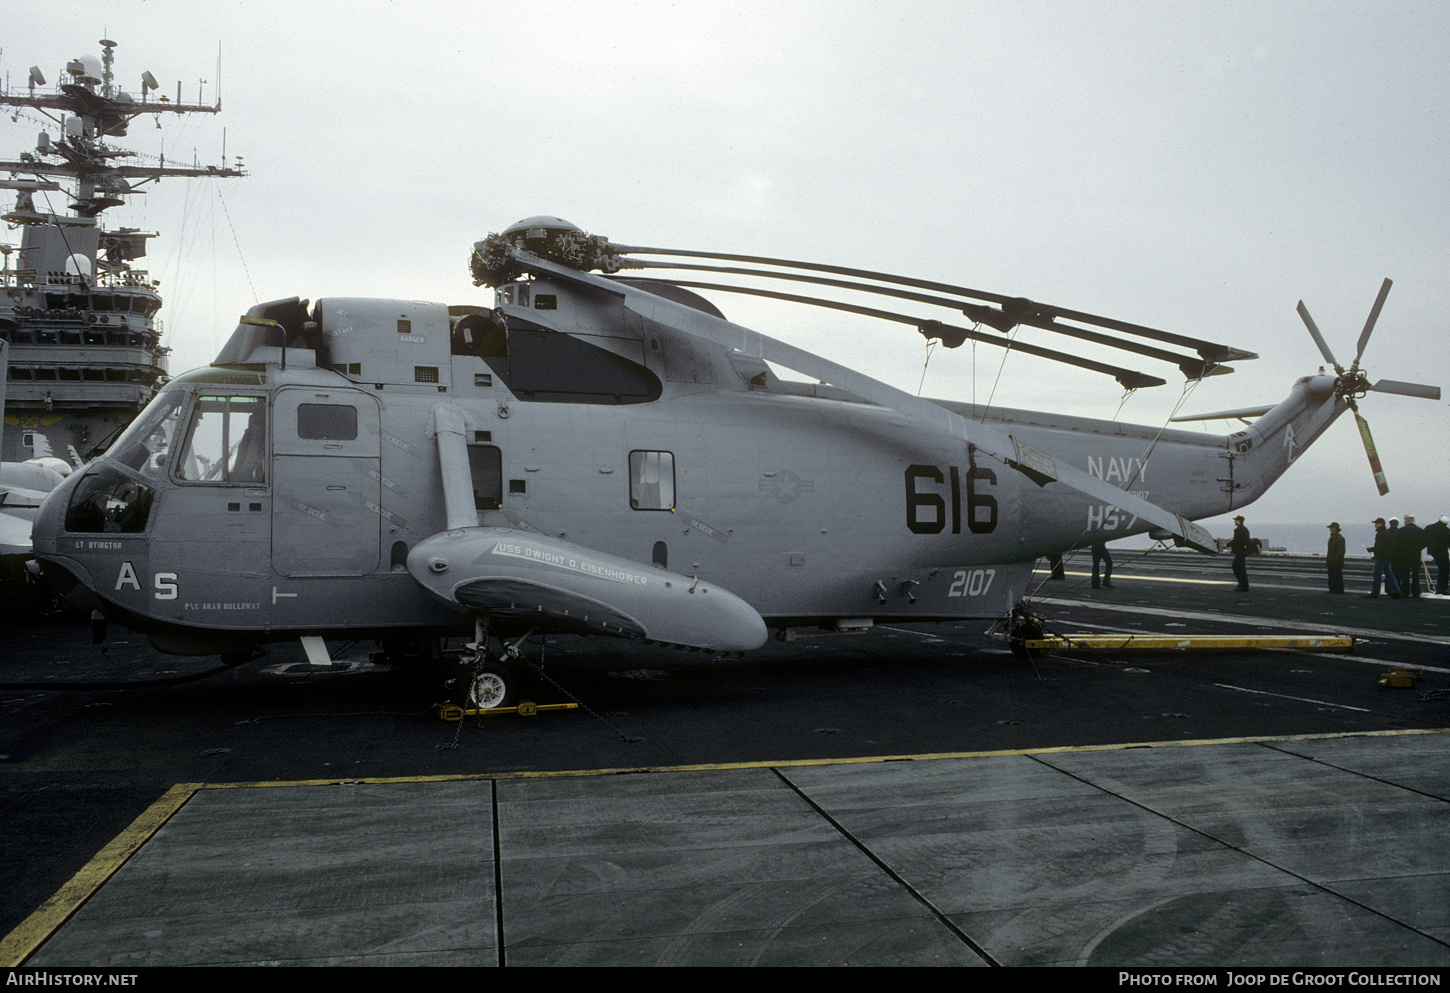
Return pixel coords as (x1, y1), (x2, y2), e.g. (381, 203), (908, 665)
(105, 389), (186, 481)
(63, 389), (188, 534)
(62, 386), (267, 534)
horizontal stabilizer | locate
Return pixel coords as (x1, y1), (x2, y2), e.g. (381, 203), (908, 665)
(1170, 405), (1275, 423)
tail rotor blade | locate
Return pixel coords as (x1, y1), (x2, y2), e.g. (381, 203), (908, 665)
(1371, 378), (1441, 400)
(1297, 301), (1343, 374)
(1352, 277), (1392, 370)
(1354, 411), (1390, 496)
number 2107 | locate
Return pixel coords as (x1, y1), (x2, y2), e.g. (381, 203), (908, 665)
(948, 568), (996, 598)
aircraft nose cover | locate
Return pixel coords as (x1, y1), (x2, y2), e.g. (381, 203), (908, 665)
(407, 528), (768, 652)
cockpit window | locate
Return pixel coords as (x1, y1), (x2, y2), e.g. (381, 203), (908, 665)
(64, 463), (155, 533)
(104, 393), (185, 480)
(176, 395), (267, 484)
(63, 392), (190, 533)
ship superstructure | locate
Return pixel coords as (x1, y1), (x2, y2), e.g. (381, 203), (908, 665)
(0, 39), (243, 463)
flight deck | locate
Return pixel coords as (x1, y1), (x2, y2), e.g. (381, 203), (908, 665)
(2, 550), (1447, 967)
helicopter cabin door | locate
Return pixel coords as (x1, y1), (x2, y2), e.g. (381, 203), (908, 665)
(271, 388), (382, 576)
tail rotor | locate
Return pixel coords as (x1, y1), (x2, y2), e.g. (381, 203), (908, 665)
(1295, 278), (1440, 496)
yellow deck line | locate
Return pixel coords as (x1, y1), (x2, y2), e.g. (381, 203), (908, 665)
(1061, 569), (1233, 585)
(6, 726), (1449, 966)
(1023, 633), (1356, 650)
(0, 782), (200, 968)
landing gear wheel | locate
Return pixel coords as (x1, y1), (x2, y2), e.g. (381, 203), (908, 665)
(467, 662), (518, 710)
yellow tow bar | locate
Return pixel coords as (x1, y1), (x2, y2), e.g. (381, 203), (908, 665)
(436, 700), (580, 721)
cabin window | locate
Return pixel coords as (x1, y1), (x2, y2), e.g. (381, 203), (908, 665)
(469, 445), (502, 510)
(629, 451), (675, 510)
(175, 395), (267, 484)
(297, 403), (358, 441)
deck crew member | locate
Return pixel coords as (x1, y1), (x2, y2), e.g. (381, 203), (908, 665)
(1368, 517), (1401, 598)
(1326, 522), (1345, 593)
(1396, 514), (1425, 598)
(1091, 541), (1113, 589)
(1230, 515), (1251, 592)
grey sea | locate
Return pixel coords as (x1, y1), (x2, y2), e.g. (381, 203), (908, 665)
(1244, 521), (1372, 556)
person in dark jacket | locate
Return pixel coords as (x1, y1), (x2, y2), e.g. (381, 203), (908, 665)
(1396, 514), (1425, 597)
(1368, 518), (1401, 598)
(1326, 522), (1345, 593)
(1091, 541), (1113, 588)
(1424, 515), (1450, 596)
(1230, 515), (1251, 591)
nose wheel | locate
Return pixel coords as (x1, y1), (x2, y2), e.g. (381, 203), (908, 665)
(466, 661), (518, 710)
(448, 619), (533, 710)
(436, 621), (585, 724)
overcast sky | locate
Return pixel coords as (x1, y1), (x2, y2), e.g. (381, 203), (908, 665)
(4, 0), (1447, 538)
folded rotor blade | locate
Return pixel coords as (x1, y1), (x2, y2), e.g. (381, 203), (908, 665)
(519, 250), (1216, 553)
(1354, 411), (1390, 496)
(1370, 378), (1441, 400)
(1353, 278), (1392, 370)
(615, 245), (1251, 365)
(637, 278), (1166, 389)
(619, 259), (1210, 376)
(1296, 301), (1342, 374)
(1036, 305), (1257, 365)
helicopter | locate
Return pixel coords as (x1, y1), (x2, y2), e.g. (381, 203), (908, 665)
(28, 217), (1441, 707)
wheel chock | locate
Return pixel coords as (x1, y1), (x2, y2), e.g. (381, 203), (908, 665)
(1378, 669), (1424, 689)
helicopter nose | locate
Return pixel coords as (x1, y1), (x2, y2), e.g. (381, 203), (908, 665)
(30, 467), (83, 558)
(27, 471), (110, 614)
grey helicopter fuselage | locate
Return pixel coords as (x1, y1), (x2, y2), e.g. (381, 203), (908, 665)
(31, 273), (1347, 659)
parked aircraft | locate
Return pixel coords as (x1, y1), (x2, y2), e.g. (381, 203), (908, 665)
(28, 218), (1440, 705)
(1, 341), (72, 603)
